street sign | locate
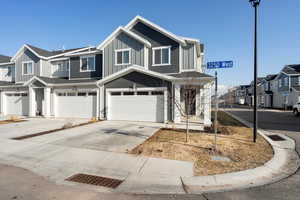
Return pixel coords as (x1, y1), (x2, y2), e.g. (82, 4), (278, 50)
(207, 61), (233, 69)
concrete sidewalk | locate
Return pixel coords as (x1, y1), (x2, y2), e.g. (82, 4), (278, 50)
(0, 137), (193, 193)
(0, 118), (88, 139)
(0, 114), (298, 194)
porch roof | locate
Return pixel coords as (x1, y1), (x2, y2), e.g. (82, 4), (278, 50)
(24, 76), (99, 87)
(170, 71), (214, 85)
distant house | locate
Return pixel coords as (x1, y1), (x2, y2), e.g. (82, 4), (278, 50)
(273, 65), (300, 109)
(246, 77), (265, 106)
(259, 74), (277, 108)
(235, 85), (250, 105)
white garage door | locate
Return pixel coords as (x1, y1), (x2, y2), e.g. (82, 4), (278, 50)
(6, 93), (29, 116)
(56, 91), (97, 118)
(108, 90), (165, 123)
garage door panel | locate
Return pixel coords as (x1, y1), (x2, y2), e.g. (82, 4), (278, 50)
(56, 95), (97, 118)
(6, 94), (29, 116)
(108, 94), (164, 122)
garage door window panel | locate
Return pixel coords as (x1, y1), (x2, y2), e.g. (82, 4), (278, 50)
(123, 91), (134, 95)
(115, 49), (131, 66)
(80, 56), (95, 72)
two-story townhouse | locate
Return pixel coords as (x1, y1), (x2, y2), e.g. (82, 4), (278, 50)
(0, 16), (214, 126)
(259, 74), (277, 108)
(235, 85), (249, 105)
(245, 77), (265, 106)
(0, 55), (15, 83)
(273, 65), (300, 109)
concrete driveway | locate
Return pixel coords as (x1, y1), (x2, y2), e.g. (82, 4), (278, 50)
(0, 118), (89, 139)
(24, 120), (163, 153)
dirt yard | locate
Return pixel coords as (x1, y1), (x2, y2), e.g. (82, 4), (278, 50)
(0, 119), (26, 125)
(129, 111), (273, 176)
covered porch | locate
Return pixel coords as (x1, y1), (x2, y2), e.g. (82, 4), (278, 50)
(171, 72), (214, 127)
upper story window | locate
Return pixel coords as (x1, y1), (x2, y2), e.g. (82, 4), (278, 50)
(115, 49), (131, 65)
(279, 79), (282, 87)
(22, 61), (34, 75)
(53, 61), (69, 73)
(80, 56), (95, 72)
(152, 46), (171, 66)
(284, 77), (288, 86)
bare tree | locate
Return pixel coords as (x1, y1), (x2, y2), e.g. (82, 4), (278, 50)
(171, 84), (199, 143)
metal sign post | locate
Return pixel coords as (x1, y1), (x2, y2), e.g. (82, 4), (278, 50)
(214, 71), (218, 151)
(207, 61), (233, 151)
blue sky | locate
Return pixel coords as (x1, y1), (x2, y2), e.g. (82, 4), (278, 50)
(1, 0), (299, 88)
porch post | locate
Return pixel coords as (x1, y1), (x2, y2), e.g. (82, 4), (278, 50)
(203, 83), (212, 126)
(99, 85), (105, 119)
(44, 87), (51, 118)
(29, 87), (36, 117)
(174, 83), (181, 123)
(0, 91), (5, 115)
(164, 89), (168, 123)
(196, 86), (201, 117)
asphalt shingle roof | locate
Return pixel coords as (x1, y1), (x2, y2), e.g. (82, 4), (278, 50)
(170, 71), (213, 78)
(282, 65), (300, 75)
(37, 76), (99, 84)
(26, 44), (88, 58)
(0, 55), (11, 63)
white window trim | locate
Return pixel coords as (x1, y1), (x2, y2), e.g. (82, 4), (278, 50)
(152, 46), (171, 66)
(22, 61), (34, 75)
(80, 55), (96, 72)
(115, 48), (131, 66)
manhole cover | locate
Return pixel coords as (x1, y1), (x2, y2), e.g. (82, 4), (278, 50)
(267, 135), (286, 141)
(66, 173), (123, 188)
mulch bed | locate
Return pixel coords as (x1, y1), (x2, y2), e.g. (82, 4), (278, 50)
(129, 112), (273, 176)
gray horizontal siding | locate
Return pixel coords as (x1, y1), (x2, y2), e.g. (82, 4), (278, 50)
(15, 49), (40, 83)
(103, 32), (144, 77)
(182, 44), (195, 70)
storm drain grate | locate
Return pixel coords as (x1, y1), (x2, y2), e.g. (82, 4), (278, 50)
(65, 173), (123, 188)
(267, 134), (286, 141)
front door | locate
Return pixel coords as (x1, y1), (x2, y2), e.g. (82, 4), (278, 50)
(35, 88), (44, 116)
(184, 88), (196, 116)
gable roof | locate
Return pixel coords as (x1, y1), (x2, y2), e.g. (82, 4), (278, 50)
(265, 74), (277, 81)
(0, 54), (12, 63)
(97, 26), (151, 50)
(24, 76), (99, 86)
(11, 44), (91, 61)
(97, 65), (174, 85)
(125, 15), (187, 45)
(282, 65), (300, 75)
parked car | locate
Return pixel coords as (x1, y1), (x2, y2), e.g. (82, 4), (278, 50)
(293, 103), (300, 116)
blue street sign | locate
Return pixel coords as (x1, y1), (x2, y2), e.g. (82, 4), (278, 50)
(207, 61), (233, 69)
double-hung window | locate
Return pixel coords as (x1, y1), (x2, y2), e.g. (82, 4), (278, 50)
(53, 61), (69, 72)
(152, 46), (171, 66)
(115, 49), (131, 65)
(80, 56), (95, 72)
(22, 61), (33, 75)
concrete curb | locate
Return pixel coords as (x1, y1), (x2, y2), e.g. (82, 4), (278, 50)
(179, 110), (300, 194)
(111, 110), (300, 194)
